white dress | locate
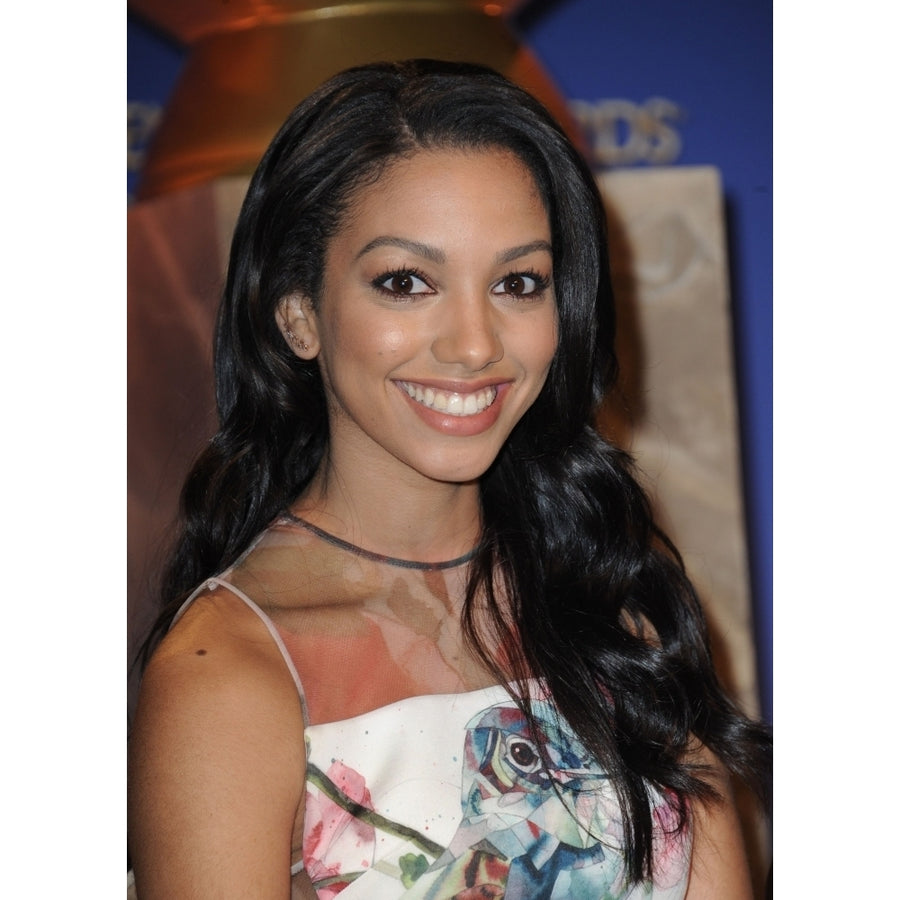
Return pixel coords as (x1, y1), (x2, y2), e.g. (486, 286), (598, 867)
(173, 513), (692, 899)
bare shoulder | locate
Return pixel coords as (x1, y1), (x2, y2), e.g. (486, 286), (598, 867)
(128, 589), (306, 899)
(684, 744), (753, 900)
(133, 587), (304, 744)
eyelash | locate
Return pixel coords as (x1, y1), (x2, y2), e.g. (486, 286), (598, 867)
(371, 267), (551, 300)
(371, 267), (433, 298)
(493, 269), (551, 299)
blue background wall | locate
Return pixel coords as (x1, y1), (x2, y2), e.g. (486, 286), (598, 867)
(127, 0), (773, 721)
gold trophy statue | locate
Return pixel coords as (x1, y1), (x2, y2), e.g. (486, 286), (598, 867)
(129, 0), (581, 199)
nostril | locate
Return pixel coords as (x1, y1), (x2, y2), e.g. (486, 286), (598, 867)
(431, 316), (504, 370)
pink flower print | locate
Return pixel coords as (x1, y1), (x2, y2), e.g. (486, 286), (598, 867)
(303, 761), (377, 898)
(650, 792), (690, 889)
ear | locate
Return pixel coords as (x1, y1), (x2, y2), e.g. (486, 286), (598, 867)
(275, 293), (320, 359)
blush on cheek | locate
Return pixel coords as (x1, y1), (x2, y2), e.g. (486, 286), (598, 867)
(336, 318), (407, 361)
(380, 327), (411, 356)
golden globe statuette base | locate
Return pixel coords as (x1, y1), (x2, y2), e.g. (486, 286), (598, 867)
(130, 0), (580, 200)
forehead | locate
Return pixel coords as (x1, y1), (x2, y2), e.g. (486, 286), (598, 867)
(331, 147), (551, 256)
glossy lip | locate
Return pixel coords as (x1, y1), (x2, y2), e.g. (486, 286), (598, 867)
(392, 378), (512, 437)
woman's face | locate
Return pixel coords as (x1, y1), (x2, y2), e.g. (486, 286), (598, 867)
(286, 147), (558, 486)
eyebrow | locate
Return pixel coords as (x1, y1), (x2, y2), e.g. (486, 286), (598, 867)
(355, 236), (445, 264)
(494, 240), (553, 265)
(354, 237), (553, 266)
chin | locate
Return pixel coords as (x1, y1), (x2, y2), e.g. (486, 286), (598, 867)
(416, 453), (497, 486)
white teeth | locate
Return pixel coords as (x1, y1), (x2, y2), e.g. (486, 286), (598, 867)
(400, 382), (498, 417)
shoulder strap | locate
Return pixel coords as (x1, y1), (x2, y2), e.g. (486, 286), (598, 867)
(171, 578), (310, 728)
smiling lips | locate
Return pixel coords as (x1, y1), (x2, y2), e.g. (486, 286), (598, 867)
(396, 381), (499, 417)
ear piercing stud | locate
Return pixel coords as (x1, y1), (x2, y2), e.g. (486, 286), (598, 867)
(286, 329), (309, 352)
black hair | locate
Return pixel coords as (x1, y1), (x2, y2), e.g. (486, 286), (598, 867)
(139, 59), (770, 884)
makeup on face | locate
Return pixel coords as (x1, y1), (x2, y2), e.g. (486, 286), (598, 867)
(301, 147), (559, 487)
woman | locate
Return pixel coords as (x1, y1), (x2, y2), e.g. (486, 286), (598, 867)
(129, 59), (771, 898)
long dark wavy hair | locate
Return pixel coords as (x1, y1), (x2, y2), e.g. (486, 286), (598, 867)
(140, 58), (771, 884)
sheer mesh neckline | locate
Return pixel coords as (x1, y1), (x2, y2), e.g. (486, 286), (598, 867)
(283, 512), (481, 571)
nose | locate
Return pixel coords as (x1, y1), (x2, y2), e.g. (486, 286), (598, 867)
(431, 293), (504, 371)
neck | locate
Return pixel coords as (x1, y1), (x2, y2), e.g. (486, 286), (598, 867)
(293, 450), (483, 564)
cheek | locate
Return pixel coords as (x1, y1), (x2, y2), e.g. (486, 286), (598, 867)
(325, 308), (412, 367)
(526, 312), (560, 377)
(374, 324), (412, 358)
(522, 319), (559, 405)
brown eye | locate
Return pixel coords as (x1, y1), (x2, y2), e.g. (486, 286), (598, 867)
(374, 271), (431, 296)
(506, 275), (526, 295)
(389, 274), (415, 293)
(492, 272), (545, 297)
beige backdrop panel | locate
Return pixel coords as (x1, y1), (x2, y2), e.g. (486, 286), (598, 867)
(598, 166), (759, 719)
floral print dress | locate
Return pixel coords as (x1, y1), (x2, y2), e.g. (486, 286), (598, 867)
(173, 514), (692, 899)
